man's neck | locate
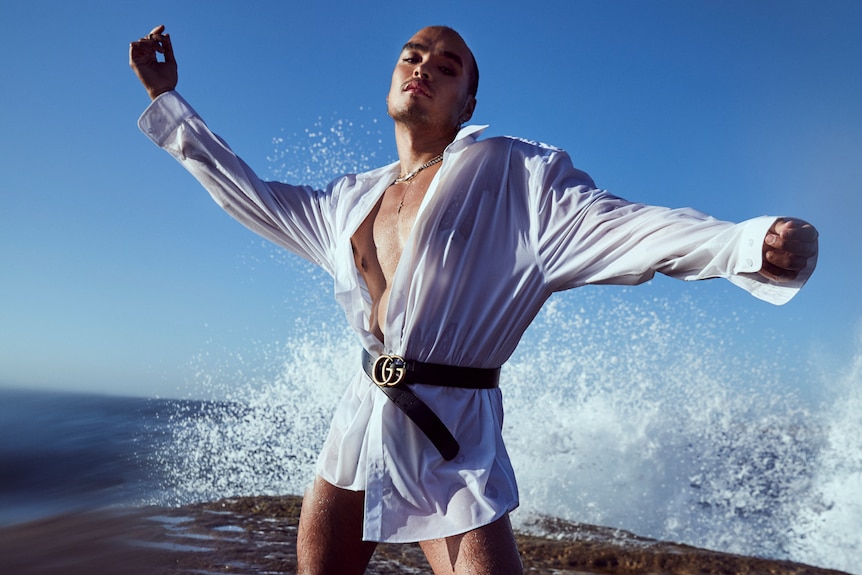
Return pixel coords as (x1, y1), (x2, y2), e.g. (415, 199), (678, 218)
(393, 122), (458, 175)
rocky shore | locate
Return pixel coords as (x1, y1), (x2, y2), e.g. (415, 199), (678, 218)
(0, 495), (850, 575)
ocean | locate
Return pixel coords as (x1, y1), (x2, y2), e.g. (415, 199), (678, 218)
(0, 291), (859, 574)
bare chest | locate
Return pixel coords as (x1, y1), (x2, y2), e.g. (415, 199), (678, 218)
(374, 178), (429, 274)
(351, 168), (438, 285)
(347, 168), (439, 341)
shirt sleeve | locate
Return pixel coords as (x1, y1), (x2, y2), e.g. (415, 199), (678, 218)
(528, 146), (815, 305)
(138, 91), (337, 275)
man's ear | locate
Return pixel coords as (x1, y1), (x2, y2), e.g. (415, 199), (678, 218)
(460, 96), (477, 124)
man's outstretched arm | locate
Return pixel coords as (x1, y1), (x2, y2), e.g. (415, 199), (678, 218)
(760, 218), (818, 283)
(130, 27), (337, 274)
(129, 24), (177, 100)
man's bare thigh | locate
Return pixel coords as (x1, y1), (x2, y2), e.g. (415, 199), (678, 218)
(297, 476), (377, 575)
(418, 514), (523, 575)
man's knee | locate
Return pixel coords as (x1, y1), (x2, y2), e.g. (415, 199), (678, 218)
(420, 514), (523, 575)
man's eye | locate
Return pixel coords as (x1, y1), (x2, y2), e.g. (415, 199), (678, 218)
(440, 67), (455, 76)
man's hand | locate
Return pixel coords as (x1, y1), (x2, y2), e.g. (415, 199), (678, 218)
(759, 218), (818, 282)
(129, 25), (177, 100)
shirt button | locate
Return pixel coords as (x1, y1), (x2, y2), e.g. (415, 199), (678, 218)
(746, 258), (754, 267)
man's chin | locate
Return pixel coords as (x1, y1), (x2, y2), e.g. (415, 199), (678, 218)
(389, 107), (458, 133)
(390, 109), (431, 127)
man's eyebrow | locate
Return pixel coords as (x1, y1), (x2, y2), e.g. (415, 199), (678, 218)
(401, 42), (464, 69)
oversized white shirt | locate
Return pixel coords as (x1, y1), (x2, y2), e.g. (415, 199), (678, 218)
(139, 91), (814, 542)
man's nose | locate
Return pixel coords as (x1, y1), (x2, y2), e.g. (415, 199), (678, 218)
(413, 65), (429, 79)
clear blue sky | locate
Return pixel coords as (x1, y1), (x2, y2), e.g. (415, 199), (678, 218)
(1, 0), (859, 399)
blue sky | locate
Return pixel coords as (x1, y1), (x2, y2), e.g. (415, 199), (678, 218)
(1, 0), (859, 399)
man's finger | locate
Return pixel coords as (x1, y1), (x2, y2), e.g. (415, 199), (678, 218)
(765, 220), (818, 256)
(765, 236), (818, 258)
(129, 41), (156, 65)
(784, 240), (818, 259)
(781, 225), (819, 245)
(775, 219), (818, 240)
(131, 36), (158, 53)
(764, 246), (812, 271)
(760, 260), (799, 282)
(161, 34), (175, 63)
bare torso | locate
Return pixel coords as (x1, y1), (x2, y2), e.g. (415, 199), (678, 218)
(350, 165), (441, 343)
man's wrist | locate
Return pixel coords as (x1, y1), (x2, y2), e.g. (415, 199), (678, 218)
(148, 86), (174, 100)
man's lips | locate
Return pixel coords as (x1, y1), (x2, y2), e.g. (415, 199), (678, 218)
(402, 79), (431, 97)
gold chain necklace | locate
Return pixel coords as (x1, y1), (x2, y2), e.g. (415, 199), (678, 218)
(392, 153), (444, 184)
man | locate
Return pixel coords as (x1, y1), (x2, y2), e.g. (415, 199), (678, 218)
(130, 25), (818, 575)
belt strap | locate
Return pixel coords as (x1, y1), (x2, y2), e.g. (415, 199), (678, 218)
(361, 350), (500, 461)
(361, 350), (500, 389)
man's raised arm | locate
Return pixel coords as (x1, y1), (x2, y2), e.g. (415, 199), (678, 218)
(129, 25), (178, 100)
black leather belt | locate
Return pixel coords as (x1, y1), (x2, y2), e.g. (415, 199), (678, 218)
(361, 350), (500, 461)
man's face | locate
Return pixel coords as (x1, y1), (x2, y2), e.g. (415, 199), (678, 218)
(387, 27), (476, 132)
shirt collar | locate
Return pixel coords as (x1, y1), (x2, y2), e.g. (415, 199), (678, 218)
(449, 124), (489, 152)
(356, 124), (489, 181)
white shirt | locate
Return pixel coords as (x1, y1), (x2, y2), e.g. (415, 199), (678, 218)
(139, 91), (814, 542)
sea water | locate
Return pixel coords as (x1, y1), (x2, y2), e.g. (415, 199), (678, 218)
(0, 389), (176, 523)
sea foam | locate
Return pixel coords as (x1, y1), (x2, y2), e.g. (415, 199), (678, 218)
(157, 290), (860, 573)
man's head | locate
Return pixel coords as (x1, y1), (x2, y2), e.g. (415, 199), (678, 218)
(387, 26), (479, 132)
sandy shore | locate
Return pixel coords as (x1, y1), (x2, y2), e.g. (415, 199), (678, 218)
(0, 495), (850, 575)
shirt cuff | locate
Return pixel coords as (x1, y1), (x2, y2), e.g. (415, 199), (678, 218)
(137, 90), (197, 148)
(733, 216), (774, 274)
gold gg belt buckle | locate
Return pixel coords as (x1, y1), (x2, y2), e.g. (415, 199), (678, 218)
(372, 354), (407, 387)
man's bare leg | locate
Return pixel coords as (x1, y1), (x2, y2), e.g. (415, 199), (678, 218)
(297, 476), (377, 575)
(419, 514), (524, 575)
